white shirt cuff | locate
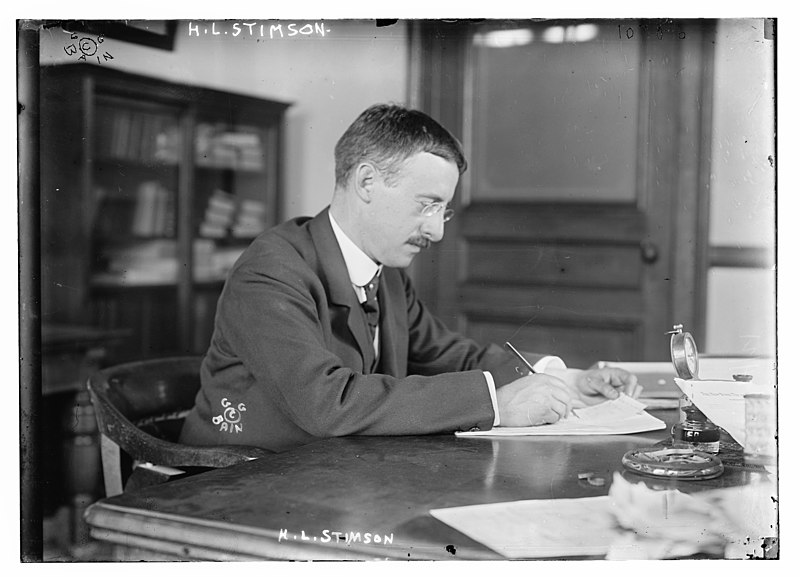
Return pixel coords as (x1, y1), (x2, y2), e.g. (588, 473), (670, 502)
(483, 371), (501, 427)
(532, 355), (567, 373)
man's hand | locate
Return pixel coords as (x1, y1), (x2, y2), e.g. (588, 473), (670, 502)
(559, 367), (641, 407)
(496, 374), (574, 426)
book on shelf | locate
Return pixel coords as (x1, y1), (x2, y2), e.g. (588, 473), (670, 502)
(95, 107), (116, 158)
(198, 189), (237, 238)
(127, 112), (143, 160)
(131, 181), (175, 237)
(97, 239), (177, 285)
(193, 239), (217, 281)
(240, 199), (267, 215)
(231, 198), (267, 238)
(97, 239), (237, 285)
(98, 107), (180, 164)
(195, 123), (265, 170)
(154, 118), (180, 164)
(111, 109), (129, 159)
(199, 223), (228, 239)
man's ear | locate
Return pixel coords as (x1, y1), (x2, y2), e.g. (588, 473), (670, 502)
(354, 162), (377, 203)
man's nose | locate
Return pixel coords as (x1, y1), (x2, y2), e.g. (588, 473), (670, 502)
(420, 213), (446, 243)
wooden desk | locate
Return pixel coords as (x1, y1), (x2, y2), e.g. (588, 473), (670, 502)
(84, 413), (770, 561)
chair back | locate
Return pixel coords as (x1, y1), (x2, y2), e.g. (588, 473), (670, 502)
(88, 356), (270, 495)
(92, 357), (200, 442)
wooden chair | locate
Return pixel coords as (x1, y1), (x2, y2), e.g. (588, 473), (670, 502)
(87, 356), (272, 496)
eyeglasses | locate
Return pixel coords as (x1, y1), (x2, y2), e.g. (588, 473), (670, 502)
(419, 200), (455, 223)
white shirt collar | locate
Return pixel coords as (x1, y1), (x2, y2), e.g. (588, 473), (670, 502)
(329, 211), (382, 288)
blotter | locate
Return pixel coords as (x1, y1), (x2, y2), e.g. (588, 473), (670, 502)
(456, 394), (665, 437)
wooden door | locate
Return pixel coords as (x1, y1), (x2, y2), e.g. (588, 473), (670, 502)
(410, 20), (715, 367)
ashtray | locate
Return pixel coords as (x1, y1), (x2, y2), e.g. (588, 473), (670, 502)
(621, 447), (724, 480)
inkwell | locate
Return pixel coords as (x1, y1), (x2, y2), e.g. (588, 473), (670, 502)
(667, 324), (721, 454)
(620, 324), (723, 481)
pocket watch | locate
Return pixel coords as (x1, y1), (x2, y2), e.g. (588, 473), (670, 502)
(667, 324), (699, 380)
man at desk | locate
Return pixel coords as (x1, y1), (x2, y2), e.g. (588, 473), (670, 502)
(181, 104), (638, 453)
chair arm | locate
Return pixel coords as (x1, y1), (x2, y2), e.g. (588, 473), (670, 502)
(109, 423), (273, 468)
(92, 390), (273, 468)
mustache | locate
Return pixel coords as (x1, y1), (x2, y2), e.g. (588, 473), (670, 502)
(407, 236), (432, 250)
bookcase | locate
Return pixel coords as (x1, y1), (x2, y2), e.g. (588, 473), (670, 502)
(40, 64), (290, 361)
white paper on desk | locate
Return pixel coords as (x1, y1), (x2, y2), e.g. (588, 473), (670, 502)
(674, 378), (774, 447)
(431, 474), (778, 560)
(456, 394), (665, 437)
(430, 496), (615, 558)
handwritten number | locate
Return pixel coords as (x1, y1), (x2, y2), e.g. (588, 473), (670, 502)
(620, 23), (685, 41)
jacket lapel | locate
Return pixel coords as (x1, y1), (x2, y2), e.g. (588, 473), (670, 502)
(377, 268), (408, 378)
(308, 209), (375, 372)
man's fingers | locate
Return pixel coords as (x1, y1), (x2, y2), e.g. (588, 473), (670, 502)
(626, 376), (640, 397)
(548, 382), (573, 406)
(609, 370), (639, 397)
(587, 368), (640, 399)
(547, 408), (563, 423)
(539, 408), (562, 425)
(587, 375), (619, 399)
(549, 396), (570, 419)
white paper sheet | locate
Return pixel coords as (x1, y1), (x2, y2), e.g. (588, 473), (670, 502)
(674, 378), (774, 447)
(430, 474), (778, 559)
(430, 496), (615, 558)
(456, 394), (666, 437)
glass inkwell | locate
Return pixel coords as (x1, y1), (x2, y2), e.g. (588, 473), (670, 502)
(668, 324), (721, 454)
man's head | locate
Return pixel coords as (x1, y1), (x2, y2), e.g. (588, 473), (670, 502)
(331, 104), (467, 268)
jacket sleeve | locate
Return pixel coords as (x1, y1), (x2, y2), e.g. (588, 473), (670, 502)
(400, 271), (545, 387)
(213, 253), (496, 439)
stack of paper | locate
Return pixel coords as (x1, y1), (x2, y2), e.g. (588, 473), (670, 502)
(456, 395), (665, 437)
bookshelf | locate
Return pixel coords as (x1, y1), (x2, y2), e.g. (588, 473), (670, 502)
(40, 64), (290, 361)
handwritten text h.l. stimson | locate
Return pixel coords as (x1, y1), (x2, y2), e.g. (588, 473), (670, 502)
(188, 21), (330, 39)
(278, 528), (394, 546)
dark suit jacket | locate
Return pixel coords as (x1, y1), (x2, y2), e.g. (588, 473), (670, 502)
(180, 208), (541, 452)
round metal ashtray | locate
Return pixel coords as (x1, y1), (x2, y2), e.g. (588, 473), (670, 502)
(621, 447), (724, 480)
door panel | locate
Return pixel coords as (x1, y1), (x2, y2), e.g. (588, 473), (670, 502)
(412, 20), (714, 367)
(465, 241), (642, 289)
(468, 22), (640, 203)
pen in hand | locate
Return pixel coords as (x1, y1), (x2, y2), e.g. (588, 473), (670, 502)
(504, 341), (580, 420)
(504, 341), (537, 374)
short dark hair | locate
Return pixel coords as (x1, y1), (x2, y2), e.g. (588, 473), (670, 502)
(334, 103), (467, 187)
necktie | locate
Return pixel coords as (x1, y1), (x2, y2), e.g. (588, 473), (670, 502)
(362, 273), (380, 341)
(362, 272), (380, 370)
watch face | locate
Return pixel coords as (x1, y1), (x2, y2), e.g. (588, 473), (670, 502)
(671, 331), (699, 379)
(685, 336), (698, 376)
